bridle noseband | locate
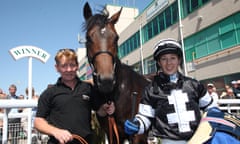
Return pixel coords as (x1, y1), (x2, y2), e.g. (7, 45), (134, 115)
(88, 50), (116, 74)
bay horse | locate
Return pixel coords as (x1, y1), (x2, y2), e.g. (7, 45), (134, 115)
(83, 2), (150, 144)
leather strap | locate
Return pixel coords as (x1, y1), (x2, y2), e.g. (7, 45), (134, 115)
(108, 116), (119, 144)
(72, 134), (88, 144)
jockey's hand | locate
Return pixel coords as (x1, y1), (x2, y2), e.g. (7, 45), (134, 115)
(97, 101), (115, 117)
(124, 118), (139, 135)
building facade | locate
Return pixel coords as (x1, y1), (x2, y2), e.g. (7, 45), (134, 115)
(118, 0), (240, 94)
(78, 0), (240, 94)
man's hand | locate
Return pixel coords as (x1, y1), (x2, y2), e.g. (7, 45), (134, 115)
(53, 128), (73, 144)
(97, 101), (115, 117)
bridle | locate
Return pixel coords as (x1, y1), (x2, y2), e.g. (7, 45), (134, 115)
(86, 23), (118, 73)
(88, 50), (117, 76)
(88, 50), (116, 69)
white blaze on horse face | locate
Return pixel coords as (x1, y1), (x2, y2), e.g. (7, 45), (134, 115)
(100, 27), (107, 51)
(167, 90), (195, 132)
(101, 27), (106, 34)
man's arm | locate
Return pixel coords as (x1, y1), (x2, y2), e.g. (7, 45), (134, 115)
(34, 117), (73, 144)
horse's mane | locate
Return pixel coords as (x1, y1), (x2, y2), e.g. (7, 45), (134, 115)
(83, 8), (110, 31)
(115, 59), (152, 84)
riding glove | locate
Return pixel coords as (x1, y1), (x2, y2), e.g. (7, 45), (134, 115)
(124, 118), (140, 135)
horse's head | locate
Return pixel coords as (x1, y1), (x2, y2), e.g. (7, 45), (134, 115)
(83, 2), (122, 93)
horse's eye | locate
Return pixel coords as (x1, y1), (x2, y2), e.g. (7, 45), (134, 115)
(86, 35), (92, 43)
(115, 35), (119, 42)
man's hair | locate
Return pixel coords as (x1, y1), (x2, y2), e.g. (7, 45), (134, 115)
(55, 49), (78, 64)
(9, 84), (17, 90)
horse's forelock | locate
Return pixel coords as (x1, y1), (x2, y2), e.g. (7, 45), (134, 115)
(84, 10), (109, 32)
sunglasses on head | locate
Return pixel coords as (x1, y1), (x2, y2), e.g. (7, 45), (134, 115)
(57, 48), (75, 53)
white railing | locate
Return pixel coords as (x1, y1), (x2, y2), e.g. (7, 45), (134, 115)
(0, 100), (37, 144)
(0, 99), (239, 144)
(218, 99), (240, 113)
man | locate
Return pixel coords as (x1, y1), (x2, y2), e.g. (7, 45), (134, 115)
(124, 39), (213, 144)
(7, 84), (21, 144)
(206, 83), (219, 108)
(34, 49), (113, 144)
(232, 80), (240, 99)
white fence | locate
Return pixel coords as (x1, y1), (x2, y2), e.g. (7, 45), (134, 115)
(218, 99), (240, 113)
(0, 99), (239, 144)
(0, 100), (38, 144)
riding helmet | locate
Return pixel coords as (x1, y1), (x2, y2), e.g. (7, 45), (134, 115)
(153, 38), (183, 61)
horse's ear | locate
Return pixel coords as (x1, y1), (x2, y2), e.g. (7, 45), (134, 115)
(109, 7), (122, 24)
(83, 2), (92, 20)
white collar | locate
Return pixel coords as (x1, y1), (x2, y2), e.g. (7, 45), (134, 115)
(170, 73), (178, 83)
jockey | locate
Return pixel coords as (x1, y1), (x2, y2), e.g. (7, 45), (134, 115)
(124, 38), (215, 144)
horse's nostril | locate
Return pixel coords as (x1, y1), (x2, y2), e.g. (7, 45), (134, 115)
(100, 78), (114, 86)
(97, 77), (115, 93)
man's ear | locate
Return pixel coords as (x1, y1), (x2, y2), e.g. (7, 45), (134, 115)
(55, 64), (59, 72)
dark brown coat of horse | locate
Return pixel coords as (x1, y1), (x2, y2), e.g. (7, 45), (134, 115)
(83, 2), (150, 144)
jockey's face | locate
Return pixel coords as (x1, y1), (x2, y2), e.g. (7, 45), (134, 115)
(158, 53), (180, 75)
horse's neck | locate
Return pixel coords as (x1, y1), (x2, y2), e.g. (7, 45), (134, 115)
(117, 63), (151, 87)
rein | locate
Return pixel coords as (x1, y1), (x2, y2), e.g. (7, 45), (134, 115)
(108, 116), (120, 144)
(72, 134), (88, 144)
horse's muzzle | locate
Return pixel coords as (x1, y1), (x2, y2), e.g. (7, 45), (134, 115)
(94, 74), (116, 93)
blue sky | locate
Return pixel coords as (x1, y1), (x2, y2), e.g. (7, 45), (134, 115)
(0, 0), (150, 97)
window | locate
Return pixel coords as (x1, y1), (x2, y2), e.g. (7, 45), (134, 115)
(158, 13), (165, 32)
(165, 8), (172, 27)
(184, 12), (240, 62)
(182, 0), (210, 18)
(119, 1), (179, 58)
(172, 2), (178, 24)
(152, 17), (160, 36)
(147, 59), (156, 74)
(147, 21), (154, 39)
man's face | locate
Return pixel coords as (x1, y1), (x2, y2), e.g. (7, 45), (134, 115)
(9, 87), (16, 95)
(233, 84), (238, 88)
(207, 86), (214, 92)
(55, 56), (78, 82)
